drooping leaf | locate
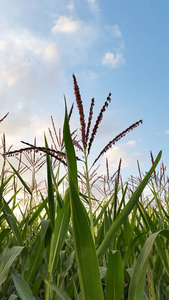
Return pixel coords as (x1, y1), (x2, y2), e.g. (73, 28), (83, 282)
(138, 201), (169, 276)
(49, 283), (71, 300)
(0, 246), (24, 285)
(10, 267), (36, 300)
(128, 230), (169, 300)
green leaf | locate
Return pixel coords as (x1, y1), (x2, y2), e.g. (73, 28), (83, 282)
(25, 220), (50, 283)
(0, 228), (11, 245)
(99, 267), (107, 280)
(28, 198), (48, 226)
(123, 233), (144, 267)
(10, 267), (36, 300)
(97, 150), (162, 260)
(48, 189), (70, 275)
(63, 100), (103, 300)
(63, 98), (78, 191)
(166, 286), (169, 299)
(45, 135), (55, 232)
(6, 214), (23, 246)
(0, 167), (4, 210)
(46, 190), (70, 299)
(138, 201), (169, 276)
(128, 230), (169, 300)
(59, 251), (75, 286)
(105, 250), (124, 300)
(8, 162), (32, 195)
(0, 246), (24, 285)
(49, 283), (71, 300)
(8, 295), (18, 300)
(73, 280), (80, 300)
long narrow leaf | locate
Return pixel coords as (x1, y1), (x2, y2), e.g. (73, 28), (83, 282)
(10, 267), (35, 300)
(8, 162), (32, 195)
(0, 167), (4, 210)
(138, 201), (169, 276)
(128, 230), (169, 300)
(97, 150), (162, 260)
(105, 250), (124, 300)
(28, 198), (48, 225)
(63, 100), (103, 300)
(0, 246), (24, 285)
(45, 136), (55, 231)
(48, 189), (70, 275)
(8, 295), (18, 300)
(6, 214), (23, 246)
(49, 283), (71, 300)
(25, 220), (49, 283)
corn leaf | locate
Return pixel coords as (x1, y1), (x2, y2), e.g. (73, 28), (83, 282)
(105, 250), (124, 300)
(8, 295), (18, 300)
(0, 228), (11, 245)
(97, 150), (162, 260)
(128, 230), (169, 300)
(0, 167), (4, 210)
(59, 251), (75, 286)
(8, 162), (32, 195)
(48, 189), (70, 275)
(49, 283), (71, 300)
(45, 136), (55, 232)
(10, 267), (35, 300)
(0, 246), (24, 285)
(138, 201), (169, 276)
(28, 198), (48, 225)
(63, 100), (103, 300)
(25, 220), (49, 283)
(6, 214), (23, 246)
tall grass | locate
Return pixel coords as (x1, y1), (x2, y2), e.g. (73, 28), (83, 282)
(0, 76), (169, 299)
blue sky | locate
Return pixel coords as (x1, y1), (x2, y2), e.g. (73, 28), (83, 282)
(0, 0), (169, 183)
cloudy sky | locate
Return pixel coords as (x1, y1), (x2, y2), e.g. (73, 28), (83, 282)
(0, 0), (169, 182)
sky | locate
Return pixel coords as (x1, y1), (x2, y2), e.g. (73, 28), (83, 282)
(0, 0), (169, 187)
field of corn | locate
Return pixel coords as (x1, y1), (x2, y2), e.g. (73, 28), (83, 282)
(0, 75), (169, 299)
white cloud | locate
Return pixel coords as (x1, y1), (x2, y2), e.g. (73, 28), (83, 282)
(0, 27), (66, 146)
(52, 16), (81, 34)
(80, 70), (98, 82)
(87, 0), (100, 15)
(35, 43), (60, 63)
(67, 1), (74, 10)
(87, 0), (96, 3)
(0, 40), (7, 51)
(50, 16), (98, 67)
(0, 42), (29, 87)
(105, 25), (123, 43)
(165, 130), (169, 135)
(104, 146), (131, 168)
(112, 25), (122, 38)
(0, 29), (62, 104)
(103, 140), (137, 169)
(102, 52), (125, 68)
(124, 140), (136, 146)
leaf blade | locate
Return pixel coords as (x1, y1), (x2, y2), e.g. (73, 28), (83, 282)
(63, 100), (103, 300)
(97, 150), (162, 260)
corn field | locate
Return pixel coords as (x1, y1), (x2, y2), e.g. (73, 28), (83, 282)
(0, 76), (169, 299)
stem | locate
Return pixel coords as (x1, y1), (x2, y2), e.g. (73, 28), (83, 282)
(84, 149), (95, 242)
